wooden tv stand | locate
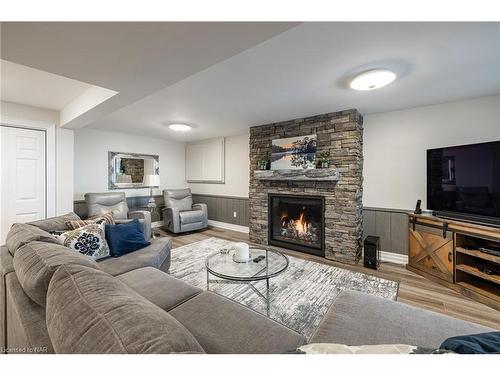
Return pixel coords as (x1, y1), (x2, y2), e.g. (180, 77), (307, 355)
(407, 214), (500, 310)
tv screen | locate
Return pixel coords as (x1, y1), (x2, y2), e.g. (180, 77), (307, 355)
(427, 140), (500, 224)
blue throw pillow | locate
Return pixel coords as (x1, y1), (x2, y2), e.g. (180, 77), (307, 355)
(440, 331), (500, 354)
(104, 219), (150, 257)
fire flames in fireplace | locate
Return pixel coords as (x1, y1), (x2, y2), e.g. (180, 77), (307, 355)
(280, 208), (318, 243)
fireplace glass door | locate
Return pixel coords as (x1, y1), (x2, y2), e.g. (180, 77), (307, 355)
(268, 194), (324, 256)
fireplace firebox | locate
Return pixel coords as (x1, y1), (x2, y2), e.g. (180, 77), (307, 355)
(268, 194), (325, 257)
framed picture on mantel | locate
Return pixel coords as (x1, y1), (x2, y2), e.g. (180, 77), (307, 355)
(271, 134), (317, 170)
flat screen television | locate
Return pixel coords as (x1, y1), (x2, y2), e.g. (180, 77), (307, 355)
(427, 140), (500, 226)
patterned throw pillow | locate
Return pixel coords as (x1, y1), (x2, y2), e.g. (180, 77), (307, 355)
(65, 212), (114, 230)
(54, 222), (110, 260)
(90, 211), (115, 225)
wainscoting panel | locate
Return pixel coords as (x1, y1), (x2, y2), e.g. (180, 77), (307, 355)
(74, 195), (165, 221)
(363, 207), (409, 255)
(73, 195), (409, 255)
(192, 194), (249, 227)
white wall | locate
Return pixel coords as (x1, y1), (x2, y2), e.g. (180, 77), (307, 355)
(188, 132), (249, 197)
(73, 128), (186, 200)
(0, 101), (74, 215)
(1, 101), (59, 125)
(56, 128), (75, 214)
(363, 95), (500, 210)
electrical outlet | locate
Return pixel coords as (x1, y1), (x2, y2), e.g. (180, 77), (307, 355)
(233, 211), (237, 218)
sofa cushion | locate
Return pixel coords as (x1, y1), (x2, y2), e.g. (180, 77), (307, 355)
(309, 290), (491, 348)
(54, 222), (111, 260)
(97, 236), (171, 276)
(5, 223), (59, 256)
(46, 264), (205, 354)
(179, 210), (204, 225)
(13, 241), (100, 306)
(28, 212), (81, 232)
(169, 291), (306, 354)
(118, 267), (202, 311)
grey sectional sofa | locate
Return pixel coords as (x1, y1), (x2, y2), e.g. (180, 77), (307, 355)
(0, 214), (492, 354)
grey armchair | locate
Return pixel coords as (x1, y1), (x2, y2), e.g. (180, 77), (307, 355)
(162, 188), (208, 233)
(84, 192), (152, 239)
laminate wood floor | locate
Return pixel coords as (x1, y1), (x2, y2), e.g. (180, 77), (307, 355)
(159, 226), (500, 330)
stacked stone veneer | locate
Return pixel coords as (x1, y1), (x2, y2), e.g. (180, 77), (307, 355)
(249, 109), (364, 264)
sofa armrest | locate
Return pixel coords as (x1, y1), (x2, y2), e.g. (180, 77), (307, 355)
(192, 203), (208, 226)
(162, 207), (181, 233)
(309, 290), (491, 348)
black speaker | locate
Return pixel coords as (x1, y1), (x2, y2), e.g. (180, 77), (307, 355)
(364, 236), (380, 270)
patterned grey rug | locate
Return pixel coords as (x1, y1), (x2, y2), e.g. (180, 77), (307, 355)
(169, 238), (399, 339)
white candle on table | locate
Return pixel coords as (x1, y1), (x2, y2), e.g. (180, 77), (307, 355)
(234, 242), (250, 262)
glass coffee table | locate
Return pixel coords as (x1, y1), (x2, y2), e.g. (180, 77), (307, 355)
(205, 247), (289, 315)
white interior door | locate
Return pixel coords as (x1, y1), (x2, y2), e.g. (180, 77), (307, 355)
(1, 126), (46, 244)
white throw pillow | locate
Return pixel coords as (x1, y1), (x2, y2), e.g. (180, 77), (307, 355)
(54, 222), (110, 260)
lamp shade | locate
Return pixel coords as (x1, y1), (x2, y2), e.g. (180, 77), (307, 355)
(143, 174), (160, 187)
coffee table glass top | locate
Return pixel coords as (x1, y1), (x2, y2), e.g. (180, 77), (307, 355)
(206, 247), (289, 281)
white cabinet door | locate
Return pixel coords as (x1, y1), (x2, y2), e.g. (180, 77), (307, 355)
(0, 126), (46, 244)
(185, 143), (204, 182)
(186, 138), (225, 183)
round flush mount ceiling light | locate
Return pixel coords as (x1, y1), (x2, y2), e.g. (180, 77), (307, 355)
(350, 69), (396, 91)
(169, 123), (192, 132)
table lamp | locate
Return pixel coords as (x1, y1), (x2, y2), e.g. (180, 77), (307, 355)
(143, 174), (160, 207)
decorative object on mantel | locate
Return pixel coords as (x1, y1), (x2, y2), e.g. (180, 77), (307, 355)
(271, 134), (317, 170)
(108, 151), (159, 190)
(318, 151), (331, 168)
(257, 159), (268, 170)
(143, 174), (161, 208)
(253, 167), (340, 181)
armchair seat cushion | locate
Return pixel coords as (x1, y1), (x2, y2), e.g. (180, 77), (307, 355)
(179, 210), (205, 225)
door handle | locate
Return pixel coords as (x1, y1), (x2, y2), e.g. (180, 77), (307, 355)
(448, 252), (453, 262)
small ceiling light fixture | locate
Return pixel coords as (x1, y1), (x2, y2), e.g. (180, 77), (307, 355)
(169, 123), (192, 132)
(350, 69), (396, 91)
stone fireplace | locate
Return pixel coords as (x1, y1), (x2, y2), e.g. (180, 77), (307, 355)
(249, 109), (363, 264)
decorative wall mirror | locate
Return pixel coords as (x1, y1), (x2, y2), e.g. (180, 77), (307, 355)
(108, 151), (159, 189)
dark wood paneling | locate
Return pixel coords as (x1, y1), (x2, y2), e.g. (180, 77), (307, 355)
(73, 194), (409, 255)
(391, 212), (409, 255)
(375, 211), (392, 252)
(74, 195), (164, 220)
(363, 208), (410, 255)
(192, 194), (249, 227)
(362, 210), (376, 241)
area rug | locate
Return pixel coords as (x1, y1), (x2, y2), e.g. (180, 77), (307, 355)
(169, 238), (399, 339)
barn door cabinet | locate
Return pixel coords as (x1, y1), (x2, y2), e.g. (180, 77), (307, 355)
(407, 214), (500, 310)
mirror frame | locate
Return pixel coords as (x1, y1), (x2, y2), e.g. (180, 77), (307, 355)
(108, 151), (159, 190)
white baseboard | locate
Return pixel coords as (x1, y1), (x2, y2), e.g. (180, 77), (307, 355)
(208, 220), (250, 234)
(380, 251), (408, 265)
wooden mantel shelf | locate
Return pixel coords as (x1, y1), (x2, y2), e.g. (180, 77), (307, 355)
(253, 168), (340, 182)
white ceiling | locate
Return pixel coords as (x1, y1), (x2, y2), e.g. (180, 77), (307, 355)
(89, 22), (500, 141)
(1, 22), (499, 141)
(1, 22), (298, 128)
(0, 59), (91, 110)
